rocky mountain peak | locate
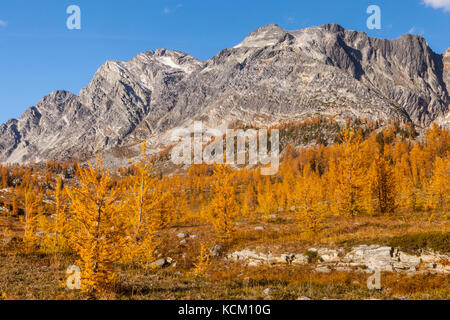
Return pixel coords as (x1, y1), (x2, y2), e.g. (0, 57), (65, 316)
(321, 23), (346, 34)
(234, 23), (289, 48)
(0, 24), (448, 164)
(36, 90), (77, 112)
(444, 47), (450, 68)
(443, 48), (450, 127)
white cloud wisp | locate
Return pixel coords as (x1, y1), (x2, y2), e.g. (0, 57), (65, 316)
(422, 0), (450, 12)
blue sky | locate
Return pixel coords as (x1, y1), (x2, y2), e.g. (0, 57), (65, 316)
(0, 0), (449, 124)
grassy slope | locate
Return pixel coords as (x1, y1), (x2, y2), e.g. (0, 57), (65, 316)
(1, 210), (449, 300)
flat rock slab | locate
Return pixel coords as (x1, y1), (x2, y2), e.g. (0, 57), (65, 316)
(227, 246), (450, 275)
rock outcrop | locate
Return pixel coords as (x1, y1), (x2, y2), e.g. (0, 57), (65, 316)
(227, 245), (450, 275)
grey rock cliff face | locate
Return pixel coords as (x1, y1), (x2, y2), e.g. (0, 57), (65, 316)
(1, 24), (449, 164)
(442, 48), (450, 94)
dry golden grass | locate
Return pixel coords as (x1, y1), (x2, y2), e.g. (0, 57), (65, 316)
(1, 248), (448, 300)
(1, 208), (449, 300)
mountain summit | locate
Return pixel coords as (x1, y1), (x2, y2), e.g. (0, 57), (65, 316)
(1, 24), (449, 164)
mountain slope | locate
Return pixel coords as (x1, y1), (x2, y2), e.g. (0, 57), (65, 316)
(0, 24), (448, 164)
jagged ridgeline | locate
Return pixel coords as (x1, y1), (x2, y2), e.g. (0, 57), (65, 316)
(0, 23), (449, 165)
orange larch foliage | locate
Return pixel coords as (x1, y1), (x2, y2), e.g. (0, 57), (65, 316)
(205, 164), (239, 240)
(66, 159), (128, 295)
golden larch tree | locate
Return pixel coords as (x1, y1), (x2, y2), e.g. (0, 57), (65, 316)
(206, 164), (239, 240)
(331, 127), (367, 216)
(241, 183), (257, 218)
(257, 177), (278, 219)
(49, 176), (69, 253)
(124, 140), (174, 266)
(292, 167), (327, 234)
(428, 155), (449, 211)
(368, 156), (396, 214)
(22, 184), (42, 251)
(66, 159), (128, 295)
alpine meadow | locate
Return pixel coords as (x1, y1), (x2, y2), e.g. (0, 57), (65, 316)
(0, 2), (449, 301)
